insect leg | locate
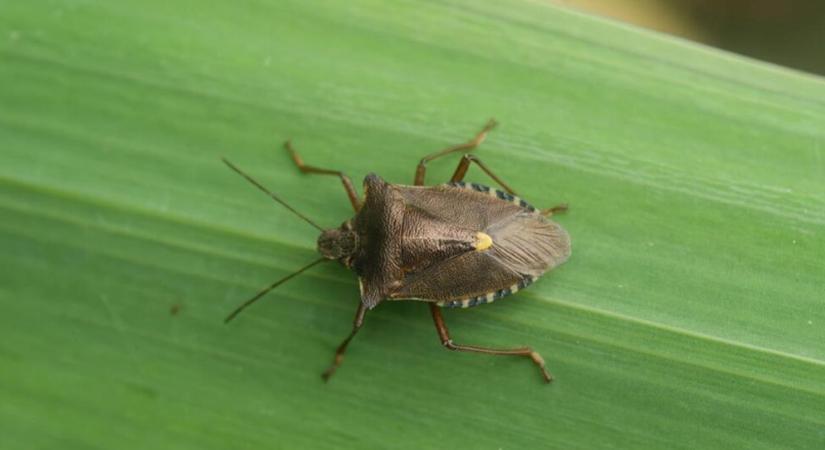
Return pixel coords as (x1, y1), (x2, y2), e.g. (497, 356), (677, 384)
(285, 140), (361, 211)
(429, 304), (553, 383)
(449, 154), (518, 195)
(321, 302), (367, 382)
(414, 119), (498, 186)
(540, 204), (569, 217)
(450, 154), (571, 215)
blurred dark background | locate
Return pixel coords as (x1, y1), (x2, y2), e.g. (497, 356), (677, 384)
(556, 0), (825, 76)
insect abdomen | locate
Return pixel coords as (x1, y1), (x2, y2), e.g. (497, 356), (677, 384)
(435, 275), (537, 308)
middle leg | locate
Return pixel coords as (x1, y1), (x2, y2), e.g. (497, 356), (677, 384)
(414, 119), (497, 186)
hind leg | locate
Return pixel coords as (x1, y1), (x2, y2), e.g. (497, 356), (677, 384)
(541, 204), (569, 217)
(450, 154), (569, 214)
(448, 153), (517, 195)
(429, 304), (552, 383)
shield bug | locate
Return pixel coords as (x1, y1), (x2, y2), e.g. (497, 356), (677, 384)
(223, 119), (570, 383)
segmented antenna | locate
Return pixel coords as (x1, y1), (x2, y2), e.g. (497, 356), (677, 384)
(224, 258), (326, 323)
(222, 158), (324, 231)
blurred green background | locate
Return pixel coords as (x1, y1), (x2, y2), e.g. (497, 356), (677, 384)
(1, 1), (824, 449)
(557, 0), (825, 75)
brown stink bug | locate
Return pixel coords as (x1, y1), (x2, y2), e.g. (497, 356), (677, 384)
(223, 119), (570, 383)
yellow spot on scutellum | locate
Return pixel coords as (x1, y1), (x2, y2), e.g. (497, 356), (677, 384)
(475, 232), (493, 251)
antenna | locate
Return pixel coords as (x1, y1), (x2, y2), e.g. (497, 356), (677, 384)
(224, 258), (326, 323)
(222, 158), (324, 232)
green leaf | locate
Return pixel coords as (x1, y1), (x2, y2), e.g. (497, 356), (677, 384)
(2, 1), (824, 448)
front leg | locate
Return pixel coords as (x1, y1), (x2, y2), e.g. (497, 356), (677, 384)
(285, 140), (361, 212)
(322, 301), (367, 381)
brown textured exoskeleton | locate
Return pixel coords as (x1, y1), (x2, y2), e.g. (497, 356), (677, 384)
(223, 119), (571, 383)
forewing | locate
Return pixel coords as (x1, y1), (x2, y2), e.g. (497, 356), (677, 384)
(392, 251), (522, 301)
(391, 210), (570, 303)
(382, 181), (571, 306)
(487, 212), (570, 277)
(396, 184), (524, 230)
